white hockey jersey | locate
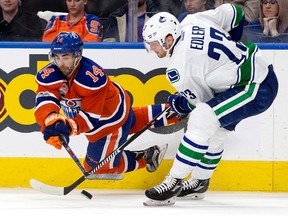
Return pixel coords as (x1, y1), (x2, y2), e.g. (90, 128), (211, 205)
(167, 4), (271, 104)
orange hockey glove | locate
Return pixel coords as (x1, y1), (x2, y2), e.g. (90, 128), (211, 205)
(43, 113), (77, 149)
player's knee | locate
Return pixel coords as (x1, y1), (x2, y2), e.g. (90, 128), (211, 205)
(187, 103), (220, 140)
(208, 128), (228, 151)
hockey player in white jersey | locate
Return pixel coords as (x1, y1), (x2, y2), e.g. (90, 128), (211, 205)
(142, 3), (278, 206)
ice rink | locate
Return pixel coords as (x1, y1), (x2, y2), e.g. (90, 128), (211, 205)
(1, 188), (288, 216)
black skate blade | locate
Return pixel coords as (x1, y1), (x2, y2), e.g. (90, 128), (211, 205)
(143, 197), (176, 206)
(177, 193), (205, 200)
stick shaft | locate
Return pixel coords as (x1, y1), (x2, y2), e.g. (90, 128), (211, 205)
(86, 106), (171, 175)
(47, 106), (170, 195)
(59, 134), (87, 175)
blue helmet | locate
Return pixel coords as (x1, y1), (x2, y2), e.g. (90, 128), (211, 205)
(50, 32), (83, 57)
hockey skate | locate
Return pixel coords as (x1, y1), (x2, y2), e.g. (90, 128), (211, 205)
(177, 178), (210, 200)
(133, 144), (168, 172)
(143, 173), (182, 206)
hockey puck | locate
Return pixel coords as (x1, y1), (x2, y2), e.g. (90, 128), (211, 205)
(81, 190), (93, 199)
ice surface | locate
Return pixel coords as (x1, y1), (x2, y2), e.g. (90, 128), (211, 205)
(0, 188), (288, 216)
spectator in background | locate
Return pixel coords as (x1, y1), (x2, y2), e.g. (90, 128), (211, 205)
(214, 0), (229, 7)
(103, 0), (158, 42)
(243, 0), (288, 43)
(157, 0), (185, 18)
(42, 0), (102, 42)
(178, 0), (215, 22)
(214, 0), (259, 25)
(0, 0), (44, 41)
(231, 0), (259, 24)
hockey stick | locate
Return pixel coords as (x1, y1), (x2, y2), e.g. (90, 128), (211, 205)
(59, 134), (124, 180)
(30, 106), (171, 196)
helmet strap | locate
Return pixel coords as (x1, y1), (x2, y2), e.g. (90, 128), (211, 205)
(69, 56), (82, 78)
(65, 55), (82, 79)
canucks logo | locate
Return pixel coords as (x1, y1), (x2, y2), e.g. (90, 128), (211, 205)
(167, 69), (180, 83)
(159, 16), (166, 23)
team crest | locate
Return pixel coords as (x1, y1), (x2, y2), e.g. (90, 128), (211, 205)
(60, 99), (82, 118)
(167, 69), (180, 83)
(159, 16), (166, 23)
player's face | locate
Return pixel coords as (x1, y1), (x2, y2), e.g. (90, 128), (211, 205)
(66, 0), (87, 16)
(54, 53), (76, 77)
(148, 41), (167, 58)
(261, 0), (279, 17)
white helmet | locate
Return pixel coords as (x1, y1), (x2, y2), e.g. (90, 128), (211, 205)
(142, 12), (181, 52)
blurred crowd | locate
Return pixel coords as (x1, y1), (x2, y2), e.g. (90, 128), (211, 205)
(0, 0), (287, 43)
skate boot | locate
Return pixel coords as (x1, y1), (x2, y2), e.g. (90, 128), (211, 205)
(177, 178), (210, 200)
(133, 144), (168, 172)
(143, 173), (183, 206)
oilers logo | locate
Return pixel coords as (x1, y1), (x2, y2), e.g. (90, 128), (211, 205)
(60, 99), (82, 118)
(167, 69), (180, 83)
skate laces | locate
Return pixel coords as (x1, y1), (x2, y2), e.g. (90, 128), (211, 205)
(182, 178), (199, 190)
(154, 174), (178, 194)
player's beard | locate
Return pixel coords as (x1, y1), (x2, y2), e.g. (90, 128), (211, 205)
(60, 57), (81, 78)
(60, 65), (74, 77)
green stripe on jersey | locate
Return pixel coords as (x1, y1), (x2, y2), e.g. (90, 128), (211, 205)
(232, 5), (244, 27)
(235, 43), (257, 88)
(213, 83), (258, 118)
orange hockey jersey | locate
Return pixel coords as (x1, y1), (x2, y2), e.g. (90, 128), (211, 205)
(34, 57), (130, 143)
(42, 14), (103, 42)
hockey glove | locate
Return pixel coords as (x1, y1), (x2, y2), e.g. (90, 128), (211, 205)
(168, 93), (195, 116)
(43, 113), (78, 150)
(165, 106), (187, 120)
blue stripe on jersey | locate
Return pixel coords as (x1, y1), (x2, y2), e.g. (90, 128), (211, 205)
(230, 4), (236, 30)
(59, 15), (66, 22)
(35, 93), (61, 110)
(231, 4), (244, 29)
(152, 104), (166, 127)
(85, 82), (127, 135)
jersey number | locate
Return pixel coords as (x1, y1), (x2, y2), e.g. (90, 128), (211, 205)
(182, 89), (196, 100)
(86, 65), (105, 83)
(208, 28), (246, 65)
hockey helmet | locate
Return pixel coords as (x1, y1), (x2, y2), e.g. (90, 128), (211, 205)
(142, 12), (181, 52)
(50, 32), (83, 58)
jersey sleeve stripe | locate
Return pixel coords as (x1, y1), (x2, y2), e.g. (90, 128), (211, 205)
(231, 4), (245, 29)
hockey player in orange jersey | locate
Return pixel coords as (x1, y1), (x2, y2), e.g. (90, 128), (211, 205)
(42, 0), (102, 42)
(35, 32), (181, 175)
